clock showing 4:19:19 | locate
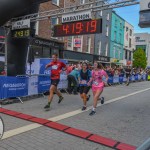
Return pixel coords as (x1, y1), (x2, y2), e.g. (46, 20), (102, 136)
(53, 19), (102, 37)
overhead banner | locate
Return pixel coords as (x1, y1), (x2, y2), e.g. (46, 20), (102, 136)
(12, 19), (30, 30)
(62, 10), (91, 23)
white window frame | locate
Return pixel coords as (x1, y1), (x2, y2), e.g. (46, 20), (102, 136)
(51, 17), (58, 39)
(52, 0), (59, 6)
(99, 10), (103, 17)
(106, 25), (109, 36)
(80, 0), (85, 4)
(107, 13), (110, 20)
(105, 43), (108, 56)
(67, 36), (73, 51)
(98, 41), (101, 55)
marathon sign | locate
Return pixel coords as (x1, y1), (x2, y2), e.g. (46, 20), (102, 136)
(12, 19), (30, 30)
(62, 10), (91, 23)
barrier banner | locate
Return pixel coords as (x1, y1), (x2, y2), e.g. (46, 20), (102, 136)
(58, 74), (68, 89)
(138, 74), (141, 80)
(119, 76), (124, 83)
(1, 76), (28, 99)
(135, 74), (138, 80)
(0, 77), (4, 99)
(142, 74), (146, 80)
(38, 76), (51, 93)
(108, 76), (113, 84)
(113, 75), (119, 83)
(28, 76), (38, 96)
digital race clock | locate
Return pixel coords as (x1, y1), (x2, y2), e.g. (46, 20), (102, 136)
(53, 19), (102, 37)
(11, 29), (30, 38)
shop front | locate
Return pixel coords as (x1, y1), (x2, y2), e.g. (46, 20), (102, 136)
(63, 50), (93, 63)
(93, 55), (110, 66)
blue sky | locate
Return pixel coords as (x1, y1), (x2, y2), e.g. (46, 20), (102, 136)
(114, 4), (150, 33)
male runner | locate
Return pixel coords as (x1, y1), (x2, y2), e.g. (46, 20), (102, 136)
(44, 54), (66, 110)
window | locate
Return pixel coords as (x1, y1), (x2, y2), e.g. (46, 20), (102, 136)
(43, 47), (50, 58)
(106, 25), (109, 36)
(113, 46), (116, 58)
(105, 43), (108, 56)
(98, 41), (101, 55)
(52, 0), (59, 6)
(129, 38), (132, 48)
(114, 31), (117, 41)
(86, 37), (91, 53)
(51, 17), (58, 26)
(107, 13), (110, 20)
(80, 0), (85, 4)
(119, 33), (122, 43)
(67, 36), (73, 50)
(125, 50), (128, 59)
(130, 29), (132, 36)
(115, 19), (117, 27)
(126, 27), (128, 32)
(120, 22), (122, 29)
(99, 11), (103, 17)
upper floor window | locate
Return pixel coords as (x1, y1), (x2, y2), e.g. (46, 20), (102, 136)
(80, 0), (85, 4)
(106, 25), (109, 36)
(52, 0), (59, 6)
(130, 29), (132, 36)
(51, 17), (58, 26)
(107, 13), (110, 20)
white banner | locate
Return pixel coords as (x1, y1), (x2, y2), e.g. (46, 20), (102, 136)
(140, 0), (150, 11)
(28, 76), (38, 96)
(62, 10), (91, 23)
(26, 59), (40, 75)
(12, 19), (30, 30)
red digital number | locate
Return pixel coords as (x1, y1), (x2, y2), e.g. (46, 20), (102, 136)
(75, 22), (83, 34)
(63, 24), (69, 34)
(90, 20), (97, 32)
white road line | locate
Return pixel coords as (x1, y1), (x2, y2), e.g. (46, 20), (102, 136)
(2, 87), (150, 140)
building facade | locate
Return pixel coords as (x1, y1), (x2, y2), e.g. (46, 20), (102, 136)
(134, 33), (150, 67)
(123, 21), (134, 66)
(110, 11), (125, 63)
(94, 8), (112, 63)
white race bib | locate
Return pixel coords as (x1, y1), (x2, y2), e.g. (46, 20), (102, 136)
(52, 65), (58, 70)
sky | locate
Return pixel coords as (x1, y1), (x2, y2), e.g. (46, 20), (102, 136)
(114, 4), (150, 33)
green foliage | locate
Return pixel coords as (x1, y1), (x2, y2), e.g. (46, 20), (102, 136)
(133, 48), (147, 69)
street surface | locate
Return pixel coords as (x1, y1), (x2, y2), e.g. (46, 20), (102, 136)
(0, 81), (150, 150)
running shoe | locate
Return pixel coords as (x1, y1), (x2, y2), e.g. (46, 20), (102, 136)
(101, 97), (105, 104)
(89, 110), (96, 116)
(58, 96), (64, 104)
(81, 106), (87, 111)
(44, 104), (50, 111)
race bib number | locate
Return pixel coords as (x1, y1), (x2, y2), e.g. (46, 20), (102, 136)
(80, 80), (87, 85)
(52, 65), (58, 70)
(93, 81), (99, 86)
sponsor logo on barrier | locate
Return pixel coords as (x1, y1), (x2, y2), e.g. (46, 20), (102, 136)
(0, 117), (4, 140)
(3, 83), (26, 88)
(39, 81), (50, 84)
(31, 82), (38, 86)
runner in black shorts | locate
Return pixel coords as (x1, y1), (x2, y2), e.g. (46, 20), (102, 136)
(78, 62), (92, 111)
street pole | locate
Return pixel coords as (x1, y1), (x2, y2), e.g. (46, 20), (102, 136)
(4, 27), (9, 76)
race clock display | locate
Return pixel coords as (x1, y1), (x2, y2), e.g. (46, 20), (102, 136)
(11, 29), (30, 38)
(53, 19), (102, 37)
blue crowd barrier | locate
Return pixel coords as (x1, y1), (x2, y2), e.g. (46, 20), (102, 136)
(0, 73), (148, 100)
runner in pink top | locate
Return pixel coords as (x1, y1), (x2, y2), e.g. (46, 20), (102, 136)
(88, 61), (108, 116)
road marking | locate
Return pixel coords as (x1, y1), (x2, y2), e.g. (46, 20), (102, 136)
(2, 87), (150, 140)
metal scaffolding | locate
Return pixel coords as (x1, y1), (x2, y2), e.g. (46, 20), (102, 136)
(11, 0), (139, 22)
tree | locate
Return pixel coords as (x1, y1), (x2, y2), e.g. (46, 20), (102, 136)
(133, 48), (147, 69)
